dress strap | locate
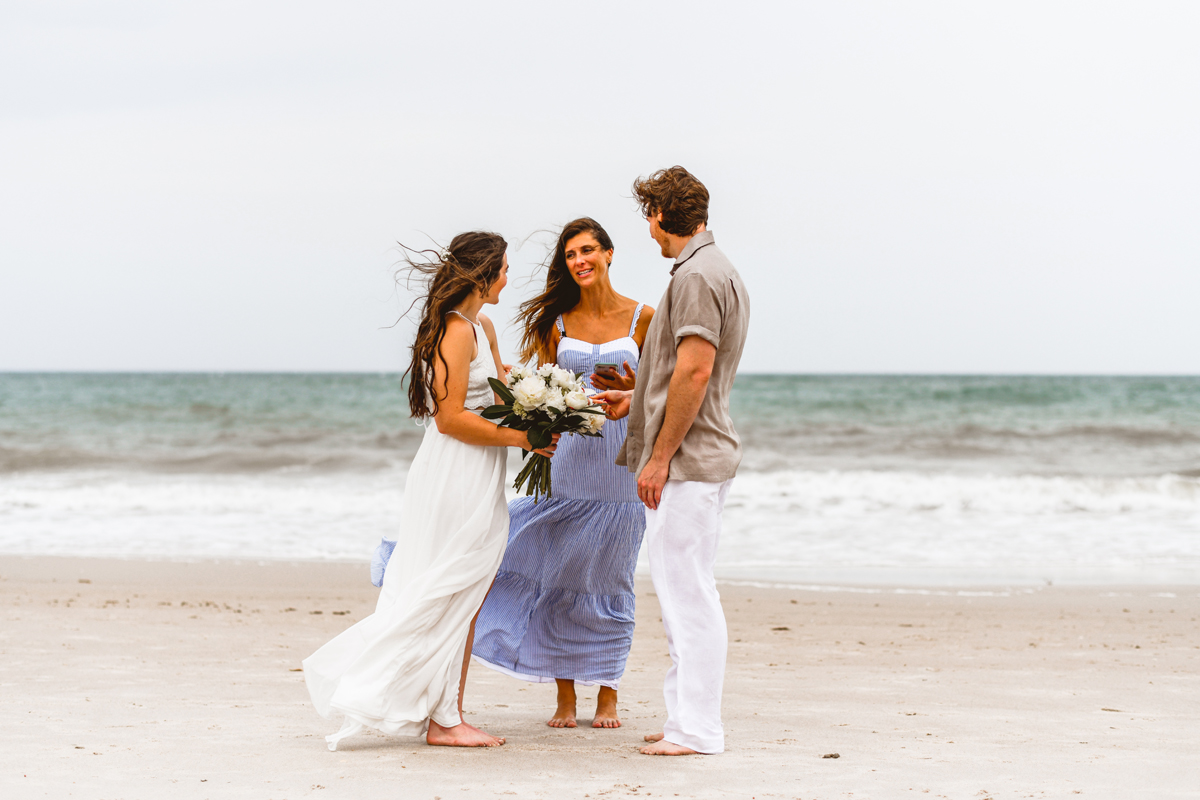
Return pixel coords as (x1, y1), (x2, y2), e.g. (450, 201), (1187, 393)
(555, 314), (566, 336)
(628, 303), (645, 338)
(447, 310), (480, 358)
(447, 310), (480, 340)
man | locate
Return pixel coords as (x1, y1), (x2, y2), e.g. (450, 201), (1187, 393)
(595, 166), (749, 756)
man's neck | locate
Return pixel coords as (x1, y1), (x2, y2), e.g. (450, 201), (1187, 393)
(665, 224), (707, 260)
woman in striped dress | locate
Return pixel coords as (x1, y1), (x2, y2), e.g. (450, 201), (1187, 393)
(472, 217), (654, 728)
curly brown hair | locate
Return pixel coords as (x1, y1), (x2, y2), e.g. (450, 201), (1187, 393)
(398, 231), (508, 418)
(514, 217), (614, 365)
(631, 166), (709, 236)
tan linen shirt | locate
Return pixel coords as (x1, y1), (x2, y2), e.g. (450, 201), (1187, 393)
(616, 231), (750, 482)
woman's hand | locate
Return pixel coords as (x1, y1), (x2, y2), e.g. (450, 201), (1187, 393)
(590, 361), (636, 392)
(591, 390), (632, 421)
(534, 433), (560, 458)
(533, 432), (560, 458)
(513, 429), (560, 457)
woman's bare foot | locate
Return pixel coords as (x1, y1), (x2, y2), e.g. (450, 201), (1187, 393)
(592, 686), (621, 728)
(426, 719), (505, 747)
(548, 678), (578, 728)
(644, 732), (664, 743)
(547, 701), (577, 728)
(640, 738), (698, 756)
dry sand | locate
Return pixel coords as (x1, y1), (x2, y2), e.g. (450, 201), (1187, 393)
(1, 556), (1197, 799)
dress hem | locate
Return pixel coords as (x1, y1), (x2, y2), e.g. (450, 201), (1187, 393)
(472, 654), (621, 690)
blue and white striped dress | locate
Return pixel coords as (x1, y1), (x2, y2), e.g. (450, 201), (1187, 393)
(471, 305), (647, 689)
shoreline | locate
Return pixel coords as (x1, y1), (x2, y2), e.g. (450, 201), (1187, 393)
(4, 552), (1197, 592)
(4, 556), (1198, 798)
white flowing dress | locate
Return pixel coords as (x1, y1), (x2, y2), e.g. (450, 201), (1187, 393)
(303, 317), (508, 750)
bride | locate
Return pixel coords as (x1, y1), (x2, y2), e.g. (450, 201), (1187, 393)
(303, 231), (558, 749)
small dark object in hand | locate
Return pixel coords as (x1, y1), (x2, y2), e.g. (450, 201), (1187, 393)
(822, 753), (840, 759)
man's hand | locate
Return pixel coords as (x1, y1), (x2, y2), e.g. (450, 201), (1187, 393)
(637, 456), (670, 510)
(591, 390), (632, 421)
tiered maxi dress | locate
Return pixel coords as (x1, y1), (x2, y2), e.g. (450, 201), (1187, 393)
(303, 317), (508, 750)
(471, 305), (647, 689)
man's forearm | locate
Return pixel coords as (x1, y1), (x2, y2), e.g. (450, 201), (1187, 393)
(648, 342), (714, 466)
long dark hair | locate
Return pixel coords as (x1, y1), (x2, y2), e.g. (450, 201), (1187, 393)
(400, 231), (507, 418)
(515, 217), (614, 365)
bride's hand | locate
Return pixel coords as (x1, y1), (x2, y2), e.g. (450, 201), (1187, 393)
(590, 361), (636, 392)
(529, 432), (560, 458)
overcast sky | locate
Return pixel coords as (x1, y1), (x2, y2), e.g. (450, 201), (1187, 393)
(2, 1), (1198, 374)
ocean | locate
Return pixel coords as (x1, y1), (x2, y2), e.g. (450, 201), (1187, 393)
(2, 373), (1198, 586)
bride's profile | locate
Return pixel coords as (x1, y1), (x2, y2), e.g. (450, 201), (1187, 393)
(302, 231), (558, 749)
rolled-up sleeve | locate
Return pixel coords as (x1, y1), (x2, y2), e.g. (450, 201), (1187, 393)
(671, 273), (722, 348)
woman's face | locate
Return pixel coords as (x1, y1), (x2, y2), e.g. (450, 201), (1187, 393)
(563, 232), (613, 289)
(483, 254), (509, 304)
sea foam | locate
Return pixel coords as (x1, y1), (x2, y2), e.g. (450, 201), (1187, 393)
(3, 465), (1197, 585)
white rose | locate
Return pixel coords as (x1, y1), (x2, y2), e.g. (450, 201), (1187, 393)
(550, 367), (575, 389)
(536, 363), (556, 379)
(545, 392), (567, 413)
(585, 411), (605, 433)
(565, 389), (590, 410)
(512, 375), (548, 409)
(508, 365), (528, 382)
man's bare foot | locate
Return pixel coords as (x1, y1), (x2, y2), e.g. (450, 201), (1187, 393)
(547, 701), (577, 728)
(643, 732), (664, 743)
(592, 686), (621, 728)
(640, 738), (699, 756)
(426, 720), (505, 747)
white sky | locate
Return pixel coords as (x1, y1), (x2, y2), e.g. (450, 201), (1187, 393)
(2, 1), (1198, 374)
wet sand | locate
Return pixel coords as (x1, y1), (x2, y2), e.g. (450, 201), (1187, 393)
(2, 556), (1197, 799)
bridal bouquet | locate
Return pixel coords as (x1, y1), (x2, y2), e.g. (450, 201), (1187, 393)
(484, 365), (605, 501)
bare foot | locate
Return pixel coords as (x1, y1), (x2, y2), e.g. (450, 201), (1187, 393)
(547, 702), (577, 728)
(548, 678), (578, 728)
(426, 720), (505, 747)
(640, 738), (699, 756)
(643, 732), (664, 743)
(592, 686), (621, 728)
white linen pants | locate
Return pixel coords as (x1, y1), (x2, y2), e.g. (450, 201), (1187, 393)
(644, 478), (733, 754)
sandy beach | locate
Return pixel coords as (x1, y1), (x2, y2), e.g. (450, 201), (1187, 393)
(2, 556), (1197, 799)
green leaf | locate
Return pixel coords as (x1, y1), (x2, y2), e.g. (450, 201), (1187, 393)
(488, 377), (515, 404)
(481, 404), (511, 419)
(526, 427), (552, 451)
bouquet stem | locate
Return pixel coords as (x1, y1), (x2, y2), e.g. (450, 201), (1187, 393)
(514, 453), (552, 502)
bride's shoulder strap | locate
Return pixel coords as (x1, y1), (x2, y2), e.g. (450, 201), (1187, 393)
(446, 310), (479, 343)
(555, 314), (566, 336)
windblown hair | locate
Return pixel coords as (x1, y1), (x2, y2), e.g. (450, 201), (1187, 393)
(515, 217), (614, 365)
(632, 165), (709, 236)
(400, 231), (508, 418)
